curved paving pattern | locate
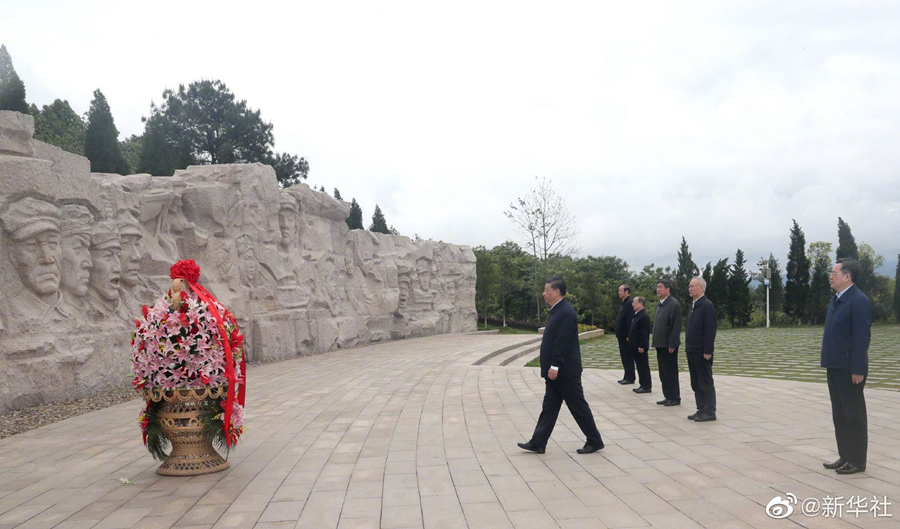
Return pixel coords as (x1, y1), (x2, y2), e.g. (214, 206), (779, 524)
(0, 333), (898, 528)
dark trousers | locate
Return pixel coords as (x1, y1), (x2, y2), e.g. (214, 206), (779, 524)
(687, 352), (716, 413)
(617, 336), (635, 382)
(656, 347), (680, 401)
(827, 368), (867, 467)
(633, 349), (652, 389)
(530, 374), (603, 449)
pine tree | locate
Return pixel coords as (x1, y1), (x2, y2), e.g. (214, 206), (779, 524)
(33, 99), (86, 155)
(702, 262), (712, 287)
(756, 253), (784, 314)
(726, 249), (752, 327)
(319, 185), (326, 192)
(369, 204), (390, 234)
(674, 236), (699, 310)
(807, 242), (833, 324)
(346, 198), (364, 230)
(84, 89), (129, 174)
(333, 188), (342, 200)
(708, 258), (729, 322)
(785, 220), (810, 323)
(0, 45), (29, 113)
(893, 254), (900, 322)
(836, 217), (858, 260)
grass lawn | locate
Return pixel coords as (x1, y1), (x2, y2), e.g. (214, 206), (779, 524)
(529, 324), (899, 392)
(475, 322), (538, 335)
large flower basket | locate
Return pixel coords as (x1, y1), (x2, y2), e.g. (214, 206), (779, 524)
(132, 260), (246, 476)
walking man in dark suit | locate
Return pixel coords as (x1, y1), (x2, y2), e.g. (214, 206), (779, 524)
(518, 277), (604, 455)
(629, 296), (652, 393)
(821, 258), (872, 475)
(616, 284), (636, 385)
(651, 280), (681, 404)
(686, 277), (717, 421)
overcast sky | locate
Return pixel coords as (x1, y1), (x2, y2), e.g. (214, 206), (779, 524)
(3, 0), (898, 275)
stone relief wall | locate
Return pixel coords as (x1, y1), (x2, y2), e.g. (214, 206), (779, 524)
(0, 111), (477, 413)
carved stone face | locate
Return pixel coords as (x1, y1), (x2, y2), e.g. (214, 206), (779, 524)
(119, 234), (142, 287)
(344, 245), (355, 277)
(89, 246), (122, 301)
(10, 230), (62, 296)
(60, 233), (92, 297)
(278, 209), (297, 249)
(446, 280), (457, 302)
(239, 248), (259, 286)
(398, 280), (409, 309)
(416, 259), (431, 291)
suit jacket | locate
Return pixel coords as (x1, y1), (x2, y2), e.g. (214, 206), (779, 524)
(628, 309), (650, 353)
(685, 296), (716, 355)
(651, 296), (682, 349)
(615, 296), (634, 339)
(821, 284), (872, 375)
(539, 298), (582, 378)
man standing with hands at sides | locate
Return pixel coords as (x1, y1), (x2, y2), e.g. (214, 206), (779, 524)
(822, 259), (872, 475)
(651, 280), (682, 404)
(518, 277), (604, 455)
(616, 285), (636, 385)
(629, 296), (652, 393)
(686, 277), (717, 421)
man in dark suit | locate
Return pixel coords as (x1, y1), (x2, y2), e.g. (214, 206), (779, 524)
(615, 284), (636, 385)
(628, 296), (652, 392)
(685, 277), (717, 421)
(821, 258), (872, 475)
(651, 280), (681, 403)
(518, 277), (604, 455)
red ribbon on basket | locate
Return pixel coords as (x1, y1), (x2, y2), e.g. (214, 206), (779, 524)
(170, 259), (246, 446)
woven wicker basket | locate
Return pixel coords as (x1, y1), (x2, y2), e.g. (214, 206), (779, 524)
(144, 386), (230, 476)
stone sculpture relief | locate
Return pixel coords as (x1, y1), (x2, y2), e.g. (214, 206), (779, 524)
(0, 110), (476, 413)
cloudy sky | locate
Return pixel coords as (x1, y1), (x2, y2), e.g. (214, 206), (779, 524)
(3, 0), (898, 274)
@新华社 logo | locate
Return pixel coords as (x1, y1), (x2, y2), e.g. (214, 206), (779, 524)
(767, 493), (799, 519)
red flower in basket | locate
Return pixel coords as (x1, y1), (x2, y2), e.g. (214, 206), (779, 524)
(170, 259), (201, 284)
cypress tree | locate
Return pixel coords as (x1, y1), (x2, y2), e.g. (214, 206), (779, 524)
(0, 45), (29, 113)
(84, 89), (129, 174)
(708, 258), (729, 322)
(757, 253), (784, 313)
(674, 236), (699, 310)
(333, 188), (342, 200)
(807, 242), (833, 324)
(702, 262), (712, 287)
(836, 217), (858, 260)
(726, 249), (752, 327)
(894, 254), (900, 322)
(369, 204), (390, 234)
(785, 220), (810, 323)
(346, 198), (364, 230)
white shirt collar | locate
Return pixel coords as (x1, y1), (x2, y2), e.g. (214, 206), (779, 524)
(836, 284), (852, 299)
(551, 297), (564, 310)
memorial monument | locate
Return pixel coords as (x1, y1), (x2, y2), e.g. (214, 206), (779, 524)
(0, 110), (477, 413)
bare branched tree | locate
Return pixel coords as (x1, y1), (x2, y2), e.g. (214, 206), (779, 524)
(504, 177), (580, 319)
(504, 176), (580, 261)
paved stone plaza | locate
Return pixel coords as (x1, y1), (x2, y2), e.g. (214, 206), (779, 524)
(0, 333), (898, 528)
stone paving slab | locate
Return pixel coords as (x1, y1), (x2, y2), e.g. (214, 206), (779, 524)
(0, 333), (898, 528)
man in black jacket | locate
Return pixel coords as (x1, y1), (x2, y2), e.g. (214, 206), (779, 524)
(628, 296), (652, 392)
(518, 277), (604, 455)
(651, 280), (681, 403)
(821, 258), (872, 475)
(685, 277), (717, 422)
(615, 284), (636, 384)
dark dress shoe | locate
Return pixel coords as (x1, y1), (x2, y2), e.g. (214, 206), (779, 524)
(616, 379), (626, 383)
(619, 380), (635, 385)
(656, 399), (669, 405)
(693, 412), (717, 422)
(576, 443), (604, 454)
(687, 413), (699, 420)
(823, 458), (847, 470)
(633, 387), (651, 394)
(835, 462), (865, 475)
(517, 442), (545, 454)
(664, 400), (681, 406)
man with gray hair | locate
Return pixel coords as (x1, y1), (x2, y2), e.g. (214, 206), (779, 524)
(685, 276), (718, 421)
(0, 196), (66, 324)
